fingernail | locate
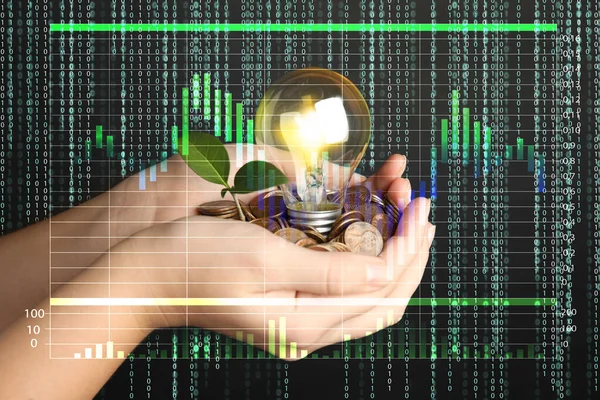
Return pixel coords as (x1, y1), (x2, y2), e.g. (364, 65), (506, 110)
(367, 264), (391, 285)
(427, 225), (436, 243)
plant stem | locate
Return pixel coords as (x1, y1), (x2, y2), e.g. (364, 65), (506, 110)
(231, 192), (246, 222)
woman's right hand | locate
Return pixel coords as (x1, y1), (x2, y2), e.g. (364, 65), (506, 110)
(101, 196), (433, 359)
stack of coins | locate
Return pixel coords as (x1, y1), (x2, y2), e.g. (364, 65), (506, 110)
(196, 185), (401, 257)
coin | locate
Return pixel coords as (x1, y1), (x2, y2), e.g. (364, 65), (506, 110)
(371, 212), (395, 242)
(371, 191), (386, 208)
(328, 210), (365, 240)
(344, 221), (384, 256)
(295, 237), (318, 247)
(330, 242), (351, 252)
(295, 225), (328, 243)
(274, 228), (308, 244)
(197, 200), (238, 216)
(249, 193), (286, 218)
(307, 244), (332, 252)
(344, 185), (371, 211)
(249, 217), (281, 233)
(358, 202), (383, 222)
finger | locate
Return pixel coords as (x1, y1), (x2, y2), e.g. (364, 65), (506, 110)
(264, 238), (392, 296)
(349, 154), (407, 190)
(316, 222), (435, 344)
(384, 177), (412, 211)
(365, 154), (407, 193)
(376, 197), (431, 284)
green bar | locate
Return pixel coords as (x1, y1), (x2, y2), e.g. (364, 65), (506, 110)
(51, 23), (557, 33)
(333, 350), (341, 359)
(85, 139), (92, 160)
(441, 119), (448, 163)
(398, 341), (405, 358)
(419, 329), (426, 359)
(376, 337), (383, 359)
(247, 334), (254, 359)
(463, 346), (469, 359)
(225, 336), (231, 358)
(268, 320), (275, 357)
(474, 121), (481, 177)
(204, 73), (211, 120)
(160, 350), (167, 359)
(192, 74), (200, 110)
(172, 126), (178, 153)
(182, 88), (189, 156)
(106, 135), (113, 157)
(236, 331), (243, 359)
(247, 119), (254, 144)
(225, 93), (233, 142)
(441, 342), (447, 359)
(528, 344), (534, 358)
(236, 102), (243, 144)
(96, 126), (102, 149)
(257, 350), (264, 359)
(463, 108), (469, 165)
(506, 145), (513, 160)
(214, 89), (222, 137)
(528, 145), (535, 171)
(484, 127), (492, 173)
(517, 137), (524, 160)
(279, 317), (286, 359)
(517, 349), (524, 359)
(451, 91), (459, 158)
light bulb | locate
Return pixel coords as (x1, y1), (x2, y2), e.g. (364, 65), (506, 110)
(255, 68), (371, 234)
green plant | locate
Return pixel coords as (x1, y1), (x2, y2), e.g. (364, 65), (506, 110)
(181, 132), (288, 221)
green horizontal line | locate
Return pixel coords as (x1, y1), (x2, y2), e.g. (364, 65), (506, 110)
(50, 22), (557, 33)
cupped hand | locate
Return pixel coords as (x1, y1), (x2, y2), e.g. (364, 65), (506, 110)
(111, 153), (435, 359)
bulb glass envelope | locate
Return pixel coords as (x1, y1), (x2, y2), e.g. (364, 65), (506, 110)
(255, 68), (371, 213)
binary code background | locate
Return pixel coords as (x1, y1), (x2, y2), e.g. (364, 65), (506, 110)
(0, 0), (596, 399)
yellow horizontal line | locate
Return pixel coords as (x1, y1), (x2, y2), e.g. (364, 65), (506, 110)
(50, 297), (413, 307)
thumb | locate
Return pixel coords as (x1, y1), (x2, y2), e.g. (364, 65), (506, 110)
(264, 239), (391, 296)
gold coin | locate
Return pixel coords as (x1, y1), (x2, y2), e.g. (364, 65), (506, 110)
(274, 228), (308, 244)
(249, 193), (286, 218)
(295, 225), (327, 243)
(344, 221), (384, 256)
(371, 213), (395, 242)
(249, 218), (280, 233)
(329, 217), (362, 241)
(371, 192), (386, 208)
(329, 210), (364, 240)
(197, 200), (238, 216)
(344, 185), (371, 211)
(295, 237), (318, 247)
(330, 242), (351, 252)
(307, 244), (332, 252)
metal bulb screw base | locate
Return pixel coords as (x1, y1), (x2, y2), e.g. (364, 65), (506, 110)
(286, 206), (342, 235)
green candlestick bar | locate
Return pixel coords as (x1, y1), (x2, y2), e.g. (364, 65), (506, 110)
(95, 126), (102, 149)
(247, 119), (254, 162)
(236, 102), (244, 154)
(171, 126), (178, 153)
(192, 74), (200, 110)
(473, 121), (481, 178)
(505, 145), (513, 160)
(247, 334), (254, 359)
(517, 137), (524, 160)
(484, 126), (492, 174)
(225, 92), (233, 142)
(106, 135), (113, 157)
(85, 139), (92, 160)
(50, 23), (558, 33)
(182, 88), (189, 156)
(441, 118), (448, 163)
(203, 72), (211, 120)
(214, 89), (221, 137)
(462, 108), (469, 165)
(451, 90), (459, 158)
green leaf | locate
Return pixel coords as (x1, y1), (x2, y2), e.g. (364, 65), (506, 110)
(181, 132), (230, 187)
(221, 188), (229, 198)
(230, 161), (288, 195)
